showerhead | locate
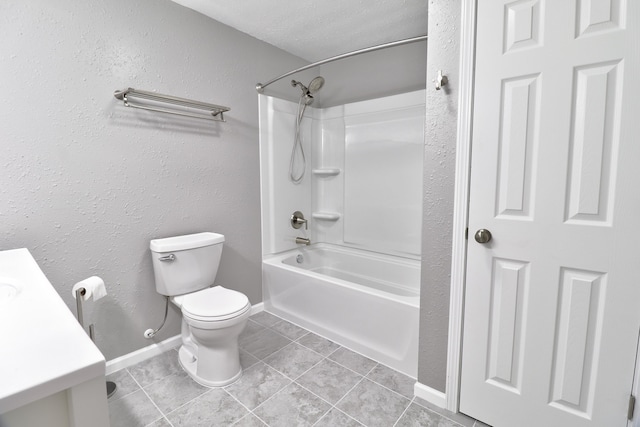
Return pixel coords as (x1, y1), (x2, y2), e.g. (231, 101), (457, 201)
(291, 76), (325, 102)
(307, 76), (325, 94)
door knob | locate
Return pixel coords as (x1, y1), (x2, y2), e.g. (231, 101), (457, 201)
(474, 229), (492, 244)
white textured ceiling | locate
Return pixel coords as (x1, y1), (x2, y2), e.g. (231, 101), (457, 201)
(170, 0), (428, 62)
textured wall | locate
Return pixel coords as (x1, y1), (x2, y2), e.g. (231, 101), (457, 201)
(0, 0), (307, 360)
(418, 1), (461, 391)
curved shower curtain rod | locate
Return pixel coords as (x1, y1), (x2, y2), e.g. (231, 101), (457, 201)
(255, 35), (428, 93)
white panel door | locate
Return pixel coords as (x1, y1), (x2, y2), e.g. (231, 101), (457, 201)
(460, 1), (640, 426)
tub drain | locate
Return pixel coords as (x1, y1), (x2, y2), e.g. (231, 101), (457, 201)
(296, 254), (304, 264)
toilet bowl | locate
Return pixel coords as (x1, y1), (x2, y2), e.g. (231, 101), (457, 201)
(172, 285), (251, 386)
(150, 232), (251, 387)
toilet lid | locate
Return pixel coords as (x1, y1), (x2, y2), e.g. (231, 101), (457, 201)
(181, 286), (250, 322)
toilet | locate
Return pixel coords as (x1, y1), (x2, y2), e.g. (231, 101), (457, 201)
(149, 232), (251, 387)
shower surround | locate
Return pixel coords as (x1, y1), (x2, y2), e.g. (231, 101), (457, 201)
(259, 90), (425, 376)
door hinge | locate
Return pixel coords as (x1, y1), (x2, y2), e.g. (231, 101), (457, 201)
(465, 227), (469, 240)
(629, 394), (636, 420)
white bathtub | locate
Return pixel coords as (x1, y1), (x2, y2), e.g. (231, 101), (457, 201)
(262, 244), (420, 377)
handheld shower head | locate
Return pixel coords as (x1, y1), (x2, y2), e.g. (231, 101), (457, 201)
(289, 77), (325, 183)
(291, 76), (325, 99)
(307, 76), (325, 94)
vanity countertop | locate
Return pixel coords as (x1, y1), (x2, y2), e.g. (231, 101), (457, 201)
(0, 248), (106, 413)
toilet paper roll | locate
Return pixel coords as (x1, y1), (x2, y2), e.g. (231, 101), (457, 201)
(72, 276), (107, 301)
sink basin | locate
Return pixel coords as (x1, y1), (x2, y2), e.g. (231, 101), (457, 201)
(0, 278), (21, 304)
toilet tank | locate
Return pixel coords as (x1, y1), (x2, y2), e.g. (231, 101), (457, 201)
(150, 232), (225, 296)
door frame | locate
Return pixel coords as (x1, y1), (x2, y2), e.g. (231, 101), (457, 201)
(630, 332), (640, 427)
(446, 1), (640, 421)
(445, 0), (476, 413)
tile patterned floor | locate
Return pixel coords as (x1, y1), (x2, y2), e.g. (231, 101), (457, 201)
(107, 312), (485, 426)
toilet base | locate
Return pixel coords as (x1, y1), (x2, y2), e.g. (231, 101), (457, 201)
(178, 346), (243, 387)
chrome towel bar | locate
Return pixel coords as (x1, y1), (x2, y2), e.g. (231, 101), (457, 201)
(114, 88), (230, 122)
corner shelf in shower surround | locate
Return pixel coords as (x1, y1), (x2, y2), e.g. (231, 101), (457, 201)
(312, 212), (341, 221)
(312, 168), (341, 177)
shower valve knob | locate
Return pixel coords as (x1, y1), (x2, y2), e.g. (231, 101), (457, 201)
(291, 211), (308, 230)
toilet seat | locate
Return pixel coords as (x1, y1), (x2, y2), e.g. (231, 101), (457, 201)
(179, 285), (250, 322)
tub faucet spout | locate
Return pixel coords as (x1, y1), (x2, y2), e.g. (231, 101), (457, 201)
(295, 237), (311, 245)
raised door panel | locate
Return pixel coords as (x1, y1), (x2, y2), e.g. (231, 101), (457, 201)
(565, 61), (622, 224)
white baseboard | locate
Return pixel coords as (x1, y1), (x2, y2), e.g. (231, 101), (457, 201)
(250, 302), (264, 315)
(106, 334), (182, 375)
(106, 302), (265, 375)
(414, 381), (447, 409)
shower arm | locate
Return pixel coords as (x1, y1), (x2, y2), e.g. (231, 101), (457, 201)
(255, 35), (428, 93)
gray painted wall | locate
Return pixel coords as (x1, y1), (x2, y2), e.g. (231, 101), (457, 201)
(1, 0), (451, 393)
(0, 0), (308, 360)
(418, 1), (461, 392)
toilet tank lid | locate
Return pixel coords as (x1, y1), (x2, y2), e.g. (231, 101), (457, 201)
(150, 232), (225, 253)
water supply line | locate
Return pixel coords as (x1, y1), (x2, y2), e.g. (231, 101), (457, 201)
(144, 295), (170, 339)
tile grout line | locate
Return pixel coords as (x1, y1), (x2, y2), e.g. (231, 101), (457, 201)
(355, 361), (420, 403)
(125, 368), (177, 427)
(106, 369), (140, 404)
(268, 342), (336, 383)
(130, 315), (414, 427)
(391, 397), (414, 427)
(304, 340), (419, 403)
(262, 313), (350, 357)
(231, 362), (295, 420)
(247, 316), (414, 426)
(254, 315), (387, 378)
(239, 345), (267, 362)
(249, 342), (335, 417)
(363, 373), (415, 402)
(412, 396), (469, 427)
(222, 387), (271, 426)
(246, 381), (294, 422)
(267, 318), (312, 340)
(294, 337), (341, 358)
(311, 405), (365, 427)
(308, 362), (411, 427)
(309, 356), (384, 423)
(313, 374), (368, 426)
(127, 356), (217, 426)
(161, 386), (216, 418)
(246, 343), (350, 426)
(293, 379), (365, 427)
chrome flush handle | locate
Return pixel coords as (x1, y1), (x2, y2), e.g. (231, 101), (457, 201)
(159, 254), (176, 262)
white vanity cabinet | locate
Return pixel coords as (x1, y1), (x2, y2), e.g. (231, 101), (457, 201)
(0, 248), (109, 427)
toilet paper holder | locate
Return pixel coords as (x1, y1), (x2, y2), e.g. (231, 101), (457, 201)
(73, 285), (117, 398)
(74, 287), (95, 341)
